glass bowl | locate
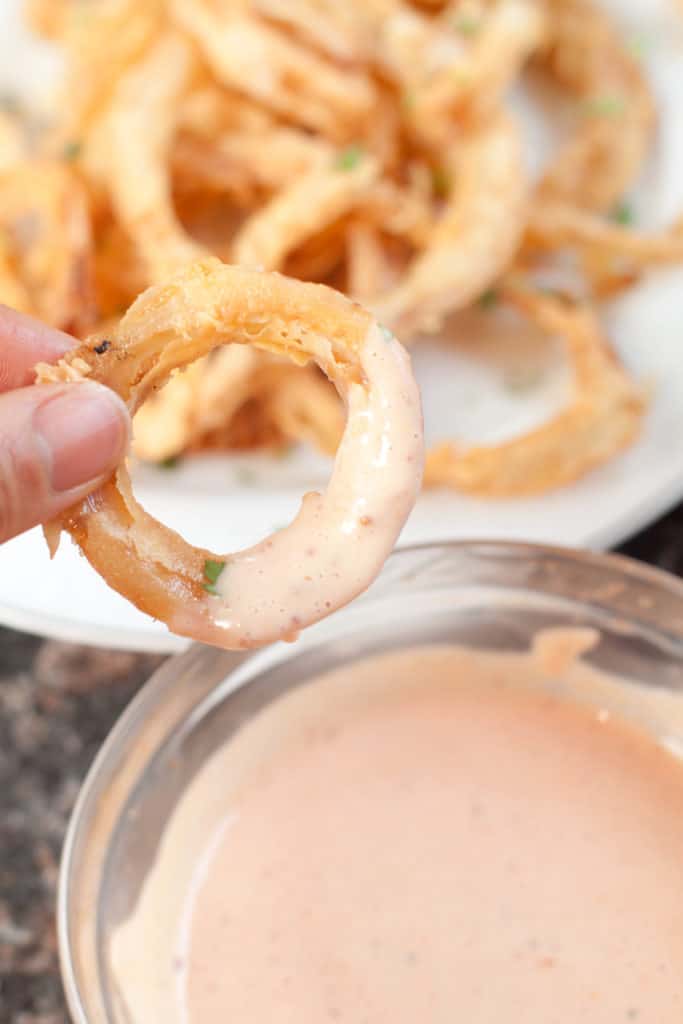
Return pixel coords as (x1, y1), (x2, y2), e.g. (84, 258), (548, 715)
(58, 540), (683, 1023)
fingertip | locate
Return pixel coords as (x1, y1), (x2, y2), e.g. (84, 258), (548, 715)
(0, 381), (131, 543)
(34, 381), (131, 493)
(0, 306), (75, 391)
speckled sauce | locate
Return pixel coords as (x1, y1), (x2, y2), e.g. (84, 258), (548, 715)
(111, 638), (683, 1022)
(170, 323), (423, 647)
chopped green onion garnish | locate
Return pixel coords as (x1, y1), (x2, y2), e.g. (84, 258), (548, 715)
(334, 144), (364, 171)
(626, 32), (650, 60)
(235, 466), (257, 485)
(538, 285), (568, 302)
(273, 445), (293, 461)
(63, 140), (83, 161)
(159, 455), (181, 470)
(610, 200), (634, 226)
(454, 14), (481, 36)
(203, 559), (226, 595)
(0, 93), (20, 114)
(478, 288), (499, 310)
(431, 166), (451, 198)
(503, 365), (544, 394)
(581, 94), (625, 117)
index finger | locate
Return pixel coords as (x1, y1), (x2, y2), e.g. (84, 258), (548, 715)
(0, 305), (74, 393)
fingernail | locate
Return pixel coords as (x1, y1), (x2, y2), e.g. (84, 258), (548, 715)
(34, 383), (130, 493)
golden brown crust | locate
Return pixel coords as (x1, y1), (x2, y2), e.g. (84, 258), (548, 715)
(424, 288), (646, 496)
(34, 258), (376, 641)
(10, 0), (677, 499)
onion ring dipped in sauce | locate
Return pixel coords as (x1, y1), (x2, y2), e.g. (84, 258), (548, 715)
(35, 258), (424, 650)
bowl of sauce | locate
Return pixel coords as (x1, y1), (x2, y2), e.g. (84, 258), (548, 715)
(58, 541), (683, 1023)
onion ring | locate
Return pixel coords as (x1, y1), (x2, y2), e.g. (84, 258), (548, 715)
(424, 285), (645, 496)
(173, 128), (331, 198)
(232, 152), (379, 271)
(252, 0), (364, 64)
(538, 0), (655, 213)
(0, 235), (31, 313)
(36, 258), (424, 649)
(59, 0), (164, 142)
(374, 110), (528, 338)
(98, 32), (205, 285)
(0, 160), (96, 335)
(171, 0), (375, 140)
(131, 345), (261, 463)
(527, 202), (683, 266)
(400, 0), (546, 147)
(0, 112), (24, 174)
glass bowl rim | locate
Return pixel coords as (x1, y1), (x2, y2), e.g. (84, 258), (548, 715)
(56, 537), (683, 1023)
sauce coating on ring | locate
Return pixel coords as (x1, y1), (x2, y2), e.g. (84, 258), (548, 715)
(193, 324), (422, 646)
(36, 260), (424, 649)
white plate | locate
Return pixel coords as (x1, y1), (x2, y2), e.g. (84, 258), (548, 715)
(1, 1), (683, 653)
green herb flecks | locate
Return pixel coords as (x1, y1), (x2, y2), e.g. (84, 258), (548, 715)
(478, 288), (499, 310)
(537, 283), (572, 302)
(159, 455), (181, 470)
(626, 32), (651, 61)
(581, 94), (626, 118)
(0, 93), (20, 114)
(203, 559), (226, 595)
(234, 465), (258, 486)
(503, 365), (544, 394)
(63, 140), (83, 161)
(334, 144), (364, 171)
(273, 445), (293, 461)
(431, 166), (451, 199)
(454, 14), (481, 36)
(610, 200), (634, 226)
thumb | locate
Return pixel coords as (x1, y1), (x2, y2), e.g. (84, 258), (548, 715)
(0, 381), (130, 544)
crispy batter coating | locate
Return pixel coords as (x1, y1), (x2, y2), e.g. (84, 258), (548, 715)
(36, 259), (423, 648)
(425, 287), (646, 495)
(11, 0), (679, 494)
(375, 111), (528, 336)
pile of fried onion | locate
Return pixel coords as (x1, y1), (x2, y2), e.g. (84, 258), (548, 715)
(7, 0), (683, 495)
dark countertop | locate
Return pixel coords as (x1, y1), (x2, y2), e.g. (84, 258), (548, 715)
(2, 505), (683, 1022)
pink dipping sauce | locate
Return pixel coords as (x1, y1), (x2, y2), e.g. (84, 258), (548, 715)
(112, 639), (683, 1022)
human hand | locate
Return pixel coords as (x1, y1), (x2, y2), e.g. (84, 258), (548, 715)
(0, 305), (130, 543)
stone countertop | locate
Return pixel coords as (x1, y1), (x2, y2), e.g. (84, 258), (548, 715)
(2, 505), (683, 1022)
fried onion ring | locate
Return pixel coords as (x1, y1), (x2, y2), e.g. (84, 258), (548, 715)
(0, 160), (97, 335)
(538, 0), (655, 213)
(424, 286), (645, 496)
(171, 0), (375, 140)
(36, 258), (423, 649)
(527, 202), (683, 266)
(98, 32), (205, 284)
(374, 110), (528, 337)
(59, 0), (165, 141)
(0, 233), (31, 313)
(232, 152), (379, 271)
(400, 0), (546, 147)
(252, 0), (364, 64)
(131, 345), (261, 462)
